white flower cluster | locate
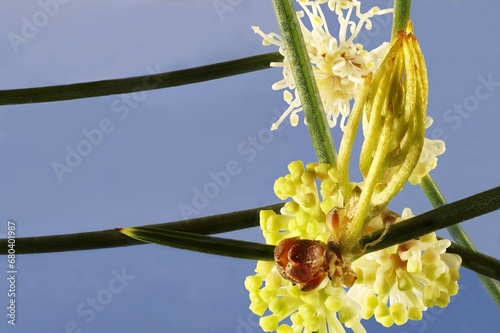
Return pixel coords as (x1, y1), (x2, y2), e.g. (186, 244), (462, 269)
(253, 0), (392, 130)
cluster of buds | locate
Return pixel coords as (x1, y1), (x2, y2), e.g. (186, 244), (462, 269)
(336, 21), (429, 252)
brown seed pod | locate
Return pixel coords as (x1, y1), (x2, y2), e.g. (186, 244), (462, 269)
(273, 206), (366, 291)
(274, 237), (330, 291)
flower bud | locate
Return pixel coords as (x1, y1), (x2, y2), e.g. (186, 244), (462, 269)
(362, 21), (428, 210)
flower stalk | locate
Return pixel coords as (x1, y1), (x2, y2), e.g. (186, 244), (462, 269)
(392, 0), (412, 37)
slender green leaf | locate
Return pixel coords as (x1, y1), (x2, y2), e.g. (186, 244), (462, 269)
(445, 240), (500, 281)
(361, 185), (500, 253)
(116, 223), (500, 280)
(0, 52), (282, 106)
(0, 204), (283, 255)
(117, 226), (274, 261)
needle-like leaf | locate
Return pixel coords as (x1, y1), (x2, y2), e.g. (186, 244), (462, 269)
(0, 52), (282, 106)
(0, 204), (282, 254)
(116, 226), (274, 261)
(361, 185), (500, 253)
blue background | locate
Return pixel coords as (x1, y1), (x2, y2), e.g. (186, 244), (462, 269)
(0, 0), (499, 332)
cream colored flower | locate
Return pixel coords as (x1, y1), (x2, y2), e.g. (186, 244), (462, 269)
(252, 0), (392, 130)
(409, 117), (446, 184)
(349, 208), (461, 327)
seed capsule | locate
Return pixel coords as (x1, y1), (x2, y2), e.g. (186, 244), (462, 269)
(274, 237), (329, 291)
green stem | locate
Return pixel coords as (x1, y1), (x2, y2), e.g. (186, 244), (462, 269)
(420, 175), (500, 308)
(0, 52), (283, 106)
(392, 0), (412, 37)
(271, 0), (337, 165)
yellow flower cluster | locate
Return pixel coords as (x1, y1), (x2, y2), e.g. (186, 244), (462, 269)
(245, 161), (461, 332)
(262, 160), (343, 246)
(246, 161), (365, 332)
